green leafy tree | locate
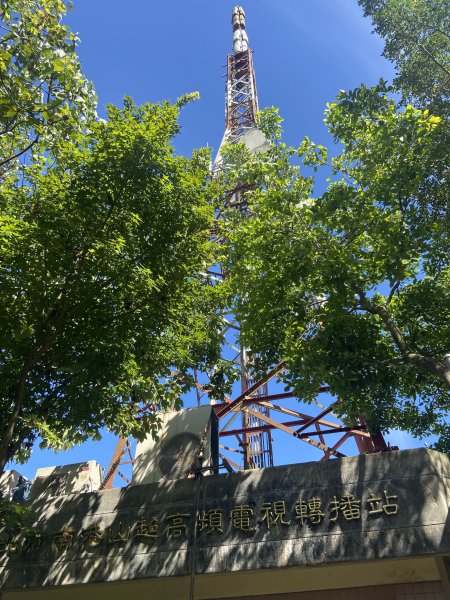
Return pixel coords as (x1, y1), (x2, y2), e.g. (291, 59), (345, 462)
(0, 0), (96, 176)
(358, 0), (450, 113)
(221, 86), (449, 450)
(0, 95), (223, 471)
(220, 0), (450, 452)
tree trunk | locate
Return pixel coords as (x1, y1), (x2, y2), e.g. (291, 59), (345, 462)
(0, 377), (27, 472)
(0, 330), (60, 472)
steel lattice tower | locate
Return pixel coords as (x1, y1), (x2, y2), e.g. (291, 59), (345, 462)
(213, 6), (274, 470)
(225, 7), (259, 143)
(100, 7), (392, 489)
(210, 8), (391, 473)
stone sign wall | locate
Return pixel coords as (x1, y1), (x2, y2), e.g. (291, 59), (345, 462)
(0, 448), (449, 590)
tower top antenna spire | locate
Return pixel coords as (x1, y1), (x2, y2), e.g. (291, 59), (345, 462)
(232, 6), (248, 53)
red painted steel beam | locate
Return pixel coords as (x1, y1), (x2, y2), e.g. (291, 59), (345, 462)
(219, 454), (242, 472)
(244, 406), (346, 458)
(256, 392), (295, 401)
(100, 437), (128, 490)
(295, 404), (335, 435)
(257, 401), (345, 430)
(320, 432), (352, 461)
(221, 422), (367, 439)
(213, 387), (331, 414)
(221, 419), (307, 436)
(219, 444), (244, 454)
(263, 387), (329, 400)
(215, 361), (287, 420)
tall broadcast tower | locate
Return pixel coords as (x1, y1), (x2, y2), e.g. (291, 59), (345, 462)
(213, 6), (274, 470)
(210, 7), (390, 471)
(101, 7), (391, 488)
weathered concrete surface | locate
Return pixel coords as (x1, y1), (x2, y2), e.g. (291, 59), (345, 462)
(0, 449), (449, 590)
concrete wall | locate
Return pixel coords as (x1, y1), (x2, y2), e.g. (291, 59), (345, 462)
(0, 449), (449, 592)
(214, 582), (446, 600)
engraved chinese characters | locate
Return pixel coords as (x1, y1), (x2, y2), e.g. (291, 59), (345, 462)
(0, 489), (400, 556)
(198, 509), (224, 534)
(366, 491), (399, 516)
(261, 501), (291, 528)
(295, 497), (325, 525)
(230, 505), (257, 533)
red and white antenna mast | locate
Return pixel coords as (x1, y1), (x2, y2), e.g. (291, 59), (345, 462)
(224, 7), (259, 143)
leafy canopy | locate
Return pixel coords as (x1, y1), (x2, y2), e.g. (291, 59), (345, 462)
(221, 88), (449, 449)
(0, 0), (96, 175)
(358, 0), (450, 113)
(0, 95), (223, 468)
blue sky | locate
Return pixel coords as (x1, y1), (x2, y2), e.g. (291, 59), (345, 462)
(10, 1), (428, 481)
(66, 0), (394, 155)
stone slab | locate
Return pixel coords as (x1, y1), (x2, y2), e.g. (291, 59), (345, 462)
(0, 448), (449, 589)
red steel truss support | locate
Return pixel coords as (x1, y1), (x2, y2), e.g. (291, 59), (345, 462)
(295, 405), (335, 435)
(212, 354), (393, 465)
(243, 406), (346, 458)
(220, 423), (368, 440)
(100, 437), (128, 490)
(215, 361), (287, 420)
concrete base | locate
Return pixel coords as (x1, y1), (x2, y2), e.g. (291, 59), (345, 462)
(0, 557), (446, 599)
(0, 449), (449, 595)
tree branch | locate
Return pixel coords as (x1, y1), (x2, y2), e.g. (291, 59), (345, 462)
(418, 43), (450, 84)
(0, 135), (39, 169)
(356, 287), (450, 389)
(0, 290), (72, 471)
(387, 279), (401, 304)
(430, 27), (450, 43)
